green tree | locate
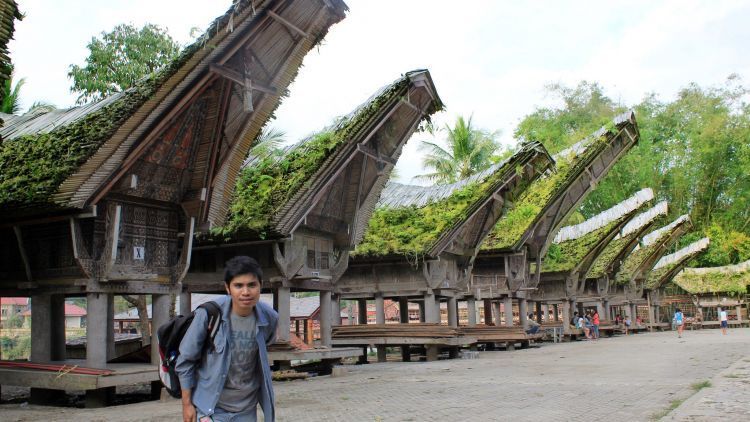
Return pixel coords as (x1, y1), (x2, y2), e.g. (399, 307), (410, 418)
(68, 23), (181, 104)
(1, 69), (24, 114)
(417, 115), (505, 184)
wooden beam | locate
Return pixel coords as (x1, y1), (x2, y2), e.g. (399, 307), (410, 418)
(208, 64), (277, 94)
(267, 10), (309, 38)
(12, 226), (33, 282)
(356, 144), (397, 165)
(104, 204), (122, 279)
(0, 206), (97, 229)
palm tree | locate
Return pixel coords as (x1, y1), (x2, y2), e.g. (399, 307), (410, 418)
(1, 71), (24, 114)
(416, 115), (503, 184)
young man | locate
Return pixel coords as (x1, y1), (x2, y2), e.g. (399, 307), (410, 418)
(176, 256), (279, 422)
(719, 307), (729, 335)
(525, 312), (540, 334)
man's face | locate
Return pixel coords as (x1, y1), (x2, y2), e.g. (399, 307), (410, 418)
(225, 273), (261, 316)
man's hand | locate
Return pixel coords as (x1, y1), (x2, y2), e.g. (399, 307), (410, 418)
(182, 402), (196, 422)
(181, 388), (195, 422)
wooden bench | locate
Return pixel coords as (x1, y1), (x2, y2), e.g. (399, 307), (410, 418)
(331, 323), (476, 362)
(458, 325), (544, 351)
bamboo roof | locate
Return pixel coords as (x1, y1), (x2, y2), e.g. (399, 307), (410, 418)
(645, 237), (710, 290)
(0, 0), (20, 83)
(481, 111), (638, 253)
(672, 259), (750, 295)
(586, 201), (668, 279)
(613, 214), (691, 285)
(0, 0), (348, 218)
(353, 141), (553, 258)
(221, 69), (443, 238)
(541, 188), (653, 273)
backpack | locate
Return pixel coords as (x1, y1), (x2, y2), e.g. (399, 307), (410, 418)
(157, 301), (222, 398)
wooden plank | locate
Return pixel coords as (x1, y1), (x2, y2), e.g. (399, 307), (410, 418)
(12, 226), (33, 282)
(267, 10), (309, 38)
(208, 63), (278, 94)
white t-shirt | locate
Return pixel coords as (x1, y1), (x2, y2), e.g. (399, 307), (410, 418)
(720, 310), (728, 322)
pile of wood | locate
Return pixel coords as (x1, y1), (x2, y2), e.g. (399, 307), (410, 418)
(268, 334), (312, 352)
(459, 325), (541, 341)
(332, 323), (460, 339)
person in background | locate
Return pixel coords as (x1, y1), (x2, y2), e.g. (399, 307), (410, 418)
(526, 313), (541, 334)
(719, 307), (729, 335)
(592, 309), (600, 340)
(673, 308), (684, 338)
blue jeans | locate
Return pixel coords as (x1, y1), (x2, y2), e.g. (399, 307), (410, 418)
(199, 405), (257, 422)
(592, 325), (600, 337)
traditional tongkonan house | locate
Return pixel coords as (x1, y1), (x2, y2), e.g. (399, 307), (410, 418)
(529, 188), (654, 332)
(472, 112), (640, 331)
(333, 141), (553, 361)
(607, 215), (692, 324)
(0, 0), (347, 406)
(644, 237), (710, 329)
(664, 259), (750, 327)
(186, 69), (444, 368)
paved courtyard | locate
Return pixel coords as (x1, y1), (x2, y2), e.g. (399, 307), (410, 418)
(2, 328), (750, 421)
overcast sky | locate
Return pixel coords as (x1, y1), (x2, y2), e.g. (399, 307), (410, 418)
(8, 0), (750, 183)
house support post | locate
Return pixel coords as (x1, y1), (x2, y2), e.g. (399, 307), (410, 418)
(597, 302), (606, 320)
(519, 299), (528, 329)
(467, 299), (477, 326)
(399, 297), (410, 362)
(332, 294), (342, 326)
(483, 299), (492, 325)
(447, 297), (458, 328)
(357, 298), (368, 363)
(536, 301), (543, 324)
(320, 291), (332, 347)
(562, 301), (571, 335)
(553, 304), (559, 322)
(150, 294), (171, 399)
(276, 287), (291, 342)
(179, 291), (191, 316)
(736, 305), (743, 325)
(375, 294), (386, 362)
(424, 292), (439, 361)
(85, 293), (115, 407)
(494, 301), (502, 326)
(603, 300), (611, 320)
(29, 294), (66, 404)
(503, 297), (514, 327)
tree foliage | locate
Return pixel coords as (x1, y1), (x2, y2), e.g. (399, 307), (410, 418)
(417, 115), (506, 184)
(68, 23), (181, 104)
(516, 77), (750, 267)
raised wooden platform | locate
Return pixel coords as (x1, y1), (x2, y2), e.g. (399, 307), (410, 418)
(268, 347), (362, 362)
(458, 325), (543, 350)
(0, 361), (157, 391)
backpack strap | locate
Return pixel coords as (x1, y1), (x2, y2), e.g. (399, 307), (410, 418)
(197, 301), (222, 352)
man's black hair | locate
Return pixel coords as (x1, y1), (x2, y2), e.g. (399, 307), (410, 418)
(224, 255), (263, 285)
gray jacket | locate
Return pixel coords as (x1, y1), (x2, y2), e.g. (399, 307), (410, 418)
(175, 295), (278, 421)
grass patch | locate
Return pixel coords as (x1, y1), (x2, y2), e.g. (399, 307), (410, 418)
(651, 399), (684, 420)
(723, 374), (741, 379)
(691, 380), (711, 391)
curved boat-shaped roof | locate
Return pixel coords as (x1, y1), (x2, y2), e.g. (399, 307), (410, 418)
(0, 0), (348, 220)
(645, 237), (710, 290)
(586, 201), (669, 279)
(672, 258), (750, 295)
(614, 215), (691, 285)
(224, 69), (443, 241)
(482, 112), (639, 256)
(353, 141), (553, 258)
(542, 188), (653, 274)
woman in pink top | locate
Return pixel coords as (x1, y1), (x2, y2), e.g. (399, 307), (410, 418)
(592, 310), (600, 339)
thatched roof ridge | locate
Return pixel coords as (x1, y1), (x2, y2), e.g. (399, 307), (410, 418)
(613, 214), (691, 285)
(554, 188), (653, 243)
(223, 69), (443, 237)
(645, 237), (710, 290)
(481, 111), (638, 253)
(585, 201), (668, 279)
(672, 259), (750, 295)
(353, 141), (553, 258)
(0, 0), (21, 83)
(541, 189), (652, 274)
(0, 0), (348, 215)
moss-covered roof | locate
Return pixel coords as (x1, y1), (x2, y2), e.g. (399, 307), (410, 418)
(585, 201), (668, 279)
(672, 259), (750, 295)
(220, 70), (443, 238)
(0, 0), (346, 213)
(541, 188), (652, 273)
(352, 141), (551, 259)
(0, 0), (21, 83)
(481, 112), (636, 252)
(614, 215), (690, 285)
(645, 238), (710, 290)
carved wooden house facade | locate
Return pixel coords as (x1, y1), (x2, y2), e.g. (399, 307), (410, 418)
(471, 112), (640, 327)
(186, 69), (443, 353)
(338, 142), (553, 326)
(0, 0), (347, 405)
